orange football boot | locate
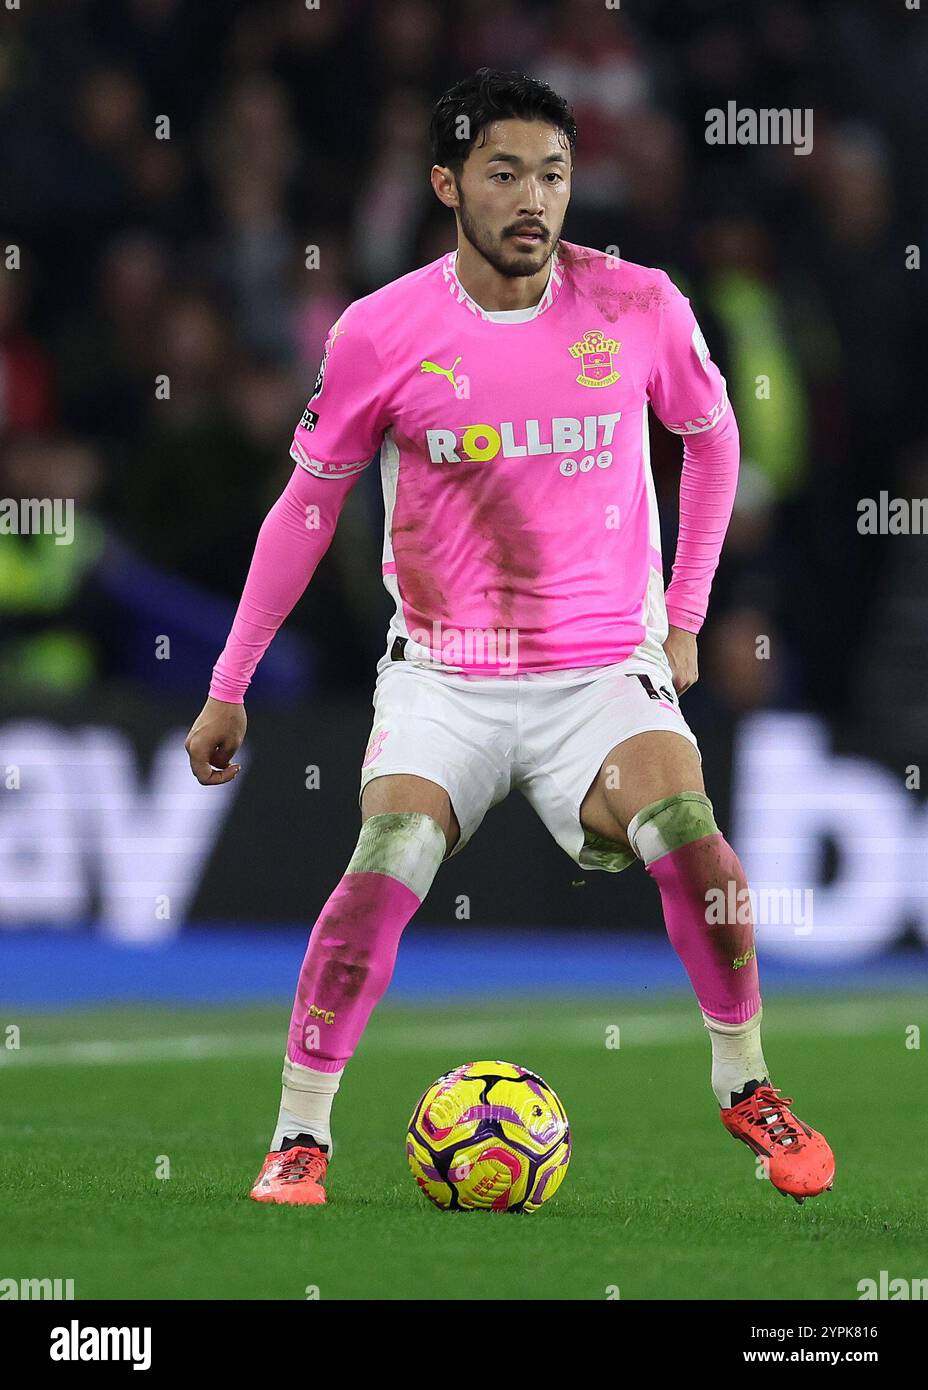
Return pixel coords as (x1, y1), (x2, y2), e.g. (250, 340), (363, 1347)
(721, 1084), (835, 1204)
(249, 1141), (329, 1206)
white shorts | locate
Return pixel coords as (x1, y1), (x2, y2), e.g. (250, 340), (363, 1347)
(358, 651), (700, 872)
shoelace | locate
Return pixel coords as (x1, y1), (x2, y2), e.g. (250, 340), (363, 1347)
(743, 1086), (802, 1148)
(275, 1149), (326, 1185)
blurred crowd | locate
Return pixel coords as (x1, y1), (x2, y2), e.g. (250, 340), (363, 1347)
(1, 0), (926, 727)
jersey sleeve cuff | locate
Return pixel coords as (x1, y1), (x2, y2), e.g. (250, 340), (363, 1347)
(664, 605), (704, 635)
(208, 675), (248, 703)
(662, 390), (729, 437)
(290, 439), (370, 478)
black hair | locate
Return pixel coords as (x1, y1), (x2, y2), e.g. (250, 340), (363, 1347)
(429, 67), (577, 176)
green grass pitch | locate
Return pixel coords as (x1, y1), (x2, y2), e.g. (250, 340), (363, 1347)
(1, 993), (924, 1300)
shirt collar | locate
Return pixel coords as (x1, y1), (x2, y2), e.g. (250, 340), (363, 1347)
(442, 246), (563, 322)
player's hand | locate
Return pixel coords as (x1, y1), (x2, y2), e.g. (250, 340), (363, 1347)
(185, 697), (247, 785)
(662, 625), (698, 696)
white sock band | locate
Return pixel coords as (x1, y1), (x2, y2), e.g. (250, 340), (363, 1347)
(271, 1057), (344, 1153)
(702, 1007), (768, 1108)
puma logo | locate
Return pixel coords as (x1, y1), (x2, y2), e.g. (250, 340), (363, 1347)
(420, 355), (462, 390)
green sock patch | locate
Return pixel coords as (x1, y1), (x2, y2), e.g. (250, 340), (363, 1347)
(627, 792), (717, 866)
(579, 828), (637, 874)
(346, 812), (447, 897)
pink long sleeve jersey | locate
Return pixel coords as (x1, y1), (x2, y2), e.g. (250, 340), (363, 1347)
(210, 241), (739, 699)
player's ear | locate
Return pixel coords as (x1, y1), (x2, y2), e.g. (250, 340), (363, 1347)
(430, 164), (459, 209)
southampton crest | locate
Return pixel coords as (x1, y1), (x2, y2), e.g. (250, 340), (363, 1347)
(568, 329), (621, 388)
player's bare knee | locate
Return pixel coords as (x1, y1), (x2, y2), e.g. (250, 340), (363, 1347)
(361, 774), (459, 853)
(579, 779), (632, 852)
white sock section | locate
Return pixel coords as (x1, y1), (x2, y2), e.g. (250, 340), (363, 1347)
(702, 1008), (769, 1109)
(271, 1057), (344, 1155)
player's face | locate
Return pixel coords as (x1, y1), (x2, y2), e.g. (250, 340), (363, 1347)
(453, 119), (571, 279)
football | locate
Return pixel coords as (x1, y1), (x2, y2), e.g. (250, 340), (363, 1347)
(406, 1060), (571, 1212)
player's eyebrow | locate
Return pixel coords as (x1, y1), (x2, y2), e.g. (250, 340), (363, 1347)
(485, 152), (568, 166)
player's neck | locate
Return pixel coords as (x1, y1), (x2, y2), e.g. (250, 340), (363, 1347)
(453, 241), (554, 313)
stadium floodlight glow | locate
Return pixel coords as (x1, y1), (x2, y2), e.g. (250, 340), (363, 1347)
(731, 713), (927, 962)
(0, 720), (239, 943)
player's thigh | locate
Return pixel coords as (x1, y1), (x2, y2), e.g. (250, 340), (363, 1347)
(579, 730), (705, 849)
(361, 772), (460, 853)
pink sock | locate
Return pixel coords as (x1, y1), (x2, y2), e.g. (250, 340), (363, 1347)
(287, 871), (423, 1071)
(646, 835), (761, 1024)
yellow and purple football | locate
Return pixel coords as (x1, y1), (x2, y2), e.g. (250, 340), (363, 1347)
(406, 1060), (571, 1212)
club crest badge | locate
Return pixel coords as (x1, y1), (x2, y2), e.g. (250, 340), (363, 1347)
(568, 330), (621, 388)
